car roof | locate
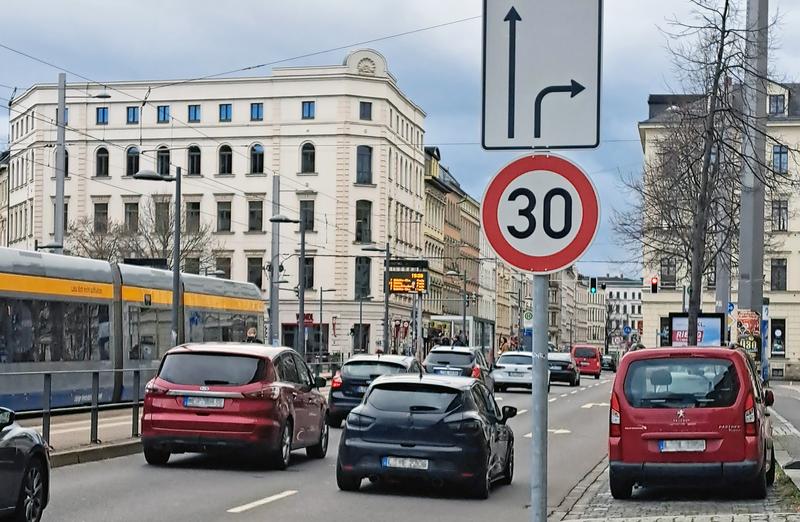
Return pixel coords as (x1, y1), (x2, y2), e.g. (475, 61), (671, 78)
(498, 351), (533, 356)
(164, 343), (292, 360)
(573, 344), (599, 350)
(344, 354), (414, 366)
(429, 346), (476, 355)
(621, 346), (739, 363)
(548, 352), (573, 361)
(370, 373), (476, 390)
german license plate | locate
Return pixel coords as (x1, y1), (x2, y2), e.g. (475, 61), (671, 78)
(580, 361), (589, 366)
(353, 386), (367, 394)
(382, 457), (429, 470)
(435, 368), (461, 376)
(659, 439), (706, 452)
(509, 372), (525, 377)
(184, 396), (224, 408)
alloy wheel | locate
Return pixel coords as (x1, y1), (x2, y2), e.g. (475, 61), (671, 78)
(23, 465), (44, 522)
(281, 424), (292, 466)
(320, 422), (329, 452)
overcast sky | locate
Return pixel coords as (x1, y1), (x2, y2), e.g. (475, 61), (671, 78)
(2, 0), (798, 278)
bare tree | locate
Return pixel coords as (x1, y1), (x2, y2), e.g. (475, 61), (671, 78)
(67, 216), (126, 262)
(615, 0), (796, 344)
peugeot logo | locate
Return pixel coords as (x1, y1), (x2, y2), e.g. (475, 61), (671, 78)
(677, 409), (685, 419)
(200, 386), (209, 391)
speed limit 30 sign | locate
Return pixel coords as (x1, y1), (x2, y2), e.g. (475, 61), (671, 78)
(481, 154), (600, 274)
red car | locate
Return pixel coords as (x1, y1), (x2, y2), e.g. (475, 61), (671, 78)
(142, 344), (329, 469)
(609, 346), (775, 499)
(572, 345), (602, 379)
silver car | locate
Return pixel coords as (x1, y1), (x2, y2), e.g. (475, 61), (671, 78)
(491, 352), (550, 392)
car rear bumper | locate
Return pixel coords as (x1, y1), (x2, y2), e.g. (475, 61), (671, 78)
(578, 367), (600, 375)
(492, 374), (532, 387)
(142, 415), (282, 453)
(338, 437), (488, 481)
(328, 394), (363, 418)
(549, 369), (576, 382)
(609, 460), (761, 485)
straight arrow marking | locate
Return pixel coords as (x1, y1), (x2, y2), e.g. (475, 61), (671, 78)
(533, 79), (586, 138)
(504, 6), (521, 139)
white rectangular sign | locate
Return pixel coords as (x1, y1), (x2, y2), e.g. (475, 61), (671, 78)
(482, 0), (602, 150)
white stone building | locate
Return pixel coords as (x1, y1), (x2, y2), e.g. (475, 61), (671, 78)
(7, 49), (426, 356)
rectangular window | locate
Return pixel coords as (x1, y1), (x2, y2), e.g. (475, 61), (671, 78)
(93, 203), (108, 233)
(219, 103), (232, 122)
(53, 202), (69, 234)
(355, 256), (371, 298)
(157, 105), (170, 123)
(359, 101), (372, 121)
(188, 104), (201, 123)
(705, 264), (716, 289)
(769, 94), (786, 116)
(302, 101), (315, 120)
(771, 258), (787, 291)
(247, 257), (263, 287)
(186, 202), (201, 233)
(300, 257), (315, 288)
(660, 258), (677, 288)
(624, 358), (739, 408)
(772, 199), (789, 231)
(216, 257), (231, 279)
(771, 318), (786, 357)
(300, 200), (315, 232)
(184, 257), (200, 274)
(250, 102), (263, 121)
(217, 201), (231, 232)
(124, 202), (139, 232)
(248, 200), (263, 231)
(126, 106), (139, 124)
(155, 201), (170, 233)
(773, 145), (789, 174)
(96, 107), (108, 125)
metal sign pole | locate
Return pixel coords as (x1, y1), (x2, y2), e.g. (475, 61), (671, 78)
(531, 273), (549, 521)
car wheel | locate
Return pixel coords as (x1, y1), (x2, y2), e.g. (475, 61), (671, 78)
(609, 470), (633, 500)
(470, 459), (491, 500)
(336, 462), (361, 491)
(143, 445), (170, 466)
(767, 448), (776, 486)
(595, 373), (601, 380)
(14, 458), (45, 522)
(270, 420), (293, 470)
(749, 462), (768, 499)
(307, 415), (329, 459)
(498, 445), (514, 486)
(327, 414), (343, 429)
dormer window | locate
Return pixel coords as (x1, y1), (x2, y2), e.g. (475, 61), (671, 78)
(769, 94), (785, 116)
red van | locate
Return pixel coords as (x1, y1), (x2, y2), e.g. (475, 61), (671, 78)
(572, 345), (602, 380)
(609, 347), (775, 499)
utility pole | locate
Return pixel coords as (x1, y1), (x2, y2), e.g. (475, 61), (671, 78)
(383, 244), (390, 353)
(171, 167), (182, 346)
(269, 175), (281, 346)
(298, 224), (306, 358)
(54, 73), (66, 254)
(737, 0), (768, 333)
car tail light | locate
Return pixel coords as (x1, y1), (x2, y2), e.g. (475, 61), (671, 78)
(471, 366), (481, 378)
(346, 412), (375, 429)
(744, 392), (757, 436)
(610, 392), (621, 437)
(243, 385), (280, 400)
(495, 364), (506, 369)
(144, 380), (168, 396)
(447, 418), (482, 435)
(331, 371), (343, 389)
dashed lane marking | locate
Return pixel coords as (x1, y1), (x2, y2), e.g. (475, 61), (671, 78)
(548, 398), (557, 403)
(560, 393), (568, 398)
(570, 390), (578, 395)
(227, 490), (298, 514)
(526, 429), (571, 437)
(601, 379), (610, 384)
(581, 402), (610, 409)
(517, 409), (528, 414)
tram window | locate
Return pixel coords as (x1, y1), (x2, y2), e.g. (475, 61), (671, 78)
(129, 306), (160, 361)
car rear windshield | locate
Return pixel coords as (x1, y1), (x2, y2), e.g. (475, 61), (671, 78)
(498, 354), (532, 365)
(342, 361), (405, 378)
(367, 383), (461, 413)
(623, 357), (740, 408)
(159, 353), (264, 386)
(574, 348), (598, 358)
(426, 352), (474, 366)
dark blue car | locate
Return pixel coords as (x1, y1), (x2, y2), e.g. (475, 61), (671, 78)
(0, 407), (50, 522)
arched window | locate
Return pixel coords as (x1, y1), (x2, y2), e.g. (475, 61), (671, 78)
(157, 146), (170, 176)
(250, 144), (264, 174)
(356, 145), (372, 184)
(96, 147), (109, 177)
(126, 146), (140, 176)
(188, 146), (201, 175)
(301, 143), (315, 173)
(219, 145), (232, 175)
(355, 200), (372, 243)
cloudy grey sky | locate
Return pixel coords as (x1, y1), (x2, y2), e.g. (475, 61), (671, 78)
(2, 0), (798, 278)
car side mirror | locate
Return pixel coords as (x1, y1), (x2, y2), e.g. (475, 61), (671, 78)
(315, 376), (327, 389)
(0, 407), (15, 429)
(501, 405), (517, 423)
(765, 389), (775, 407)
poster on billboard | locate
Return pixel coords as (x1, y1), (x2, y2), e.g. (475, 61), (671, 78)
(668, 313), (725, 347)
(736, 309), (762, 361)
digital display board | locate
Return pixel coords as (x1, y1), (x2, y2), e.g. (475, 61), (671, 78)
(387, 271), (428, 294)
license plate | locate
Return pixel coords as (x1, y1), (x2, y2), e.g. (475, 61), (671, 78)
(549, 365), (558, 370)
(184, 396), (224, 408)
(353, 386), (367, 394)
(580, 362), (589, 366)
(659, 439), (706, 453)
(382, 457), (429, 470)
(508, 372), (525, 377)
(434, 368), (462, 376)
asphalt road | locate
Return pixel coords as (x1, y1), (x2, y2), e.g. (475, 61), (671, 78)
(41, 376), (614, 522)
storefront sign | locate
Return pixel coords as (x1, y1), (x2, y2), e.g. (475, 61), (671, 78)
(736, 309), (761, 360)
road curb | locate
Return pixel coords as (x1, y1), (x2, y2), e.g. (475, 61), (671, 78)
(548, 456), (608, 521)
(770, 407), (800, 492)
(50, 439), (142, 468)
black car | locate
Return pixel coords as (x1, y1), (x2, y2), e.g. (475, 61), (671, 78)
(336, 374), (516, 499)
(547, 351), (581, 386)
(0, 407), (50, 522)
(423, 346), (494, 392)
(601, 354), (616, 372)
(328, 355), (422, 427)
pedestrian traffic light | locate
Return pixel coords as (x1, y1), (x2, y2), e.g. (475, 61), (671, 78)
(589, 277), (597, 294)
(651, 276), (659, 294)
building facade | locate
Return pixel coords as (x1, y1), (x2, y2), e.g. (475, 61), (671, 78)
(0, 150), (7, 247)
(422, 147), (448, 319)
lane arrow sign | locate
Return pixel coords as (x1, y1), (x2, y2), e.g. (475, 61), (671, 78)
(504, 6), (521, 139)
(534, 80), (586, 138)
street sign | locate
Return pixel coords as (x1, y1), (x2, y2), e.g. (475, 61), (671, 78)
(623, 326), (631, 336)
(728, 302), (735, 314)
(524, 310), (534, 329)
(481, 154), (600, 274)
(389, 259), (429, 269)
(482, 0), (603, 150)
(387, 271), (428, 294)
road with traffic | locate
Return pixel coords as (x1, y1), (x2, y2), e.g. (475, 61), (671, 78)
(40, 379), (614, 522)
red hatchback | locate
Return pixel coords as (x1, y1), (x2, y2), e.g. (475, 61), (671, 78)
(609, 347), (775, 499)
(142, 344), (329, 469)
(572, 345), (602, 379)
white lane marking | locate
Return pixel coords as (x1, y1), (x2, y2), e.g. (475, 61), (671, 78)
(601, 379), (611, 384)
(50, 420), (135, 435)
(526, 429), (571, 437)
(580, 387), (587, 391)
(548, 398), (557, 403)
(770, 408), (800, 438)
(496, 397), (504, 401)
(581, 402), (610, 409)
(29, 414), (132, 431)
(227, 490), (298, 514)
(517, 409), (528, 414)
(560, 393), (568, 398)
(570, 390), (578, 395)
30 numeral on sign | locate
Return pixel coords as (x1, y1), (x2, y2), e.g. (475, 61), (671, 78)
(507, 187), (573, 240)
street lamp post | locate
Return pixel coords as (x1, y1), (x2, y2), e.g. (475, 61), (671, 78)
(270, 214), (305, 357)
(357, 294), (373, 353)
(134, 166), (182, 346)
(363, 244), (390, 353)
(318, 288), (335, 357)
(447, 269), (468, 344)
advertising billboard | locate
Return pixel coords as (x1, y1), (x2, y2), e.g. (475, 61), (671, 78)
(668, 313), (725, 347)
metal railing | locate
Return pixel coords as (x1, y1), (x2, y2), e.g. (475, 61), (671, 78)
(2, 368), (159, 445)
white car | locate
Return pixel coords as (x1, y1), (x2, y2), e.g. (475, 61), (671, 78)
(491, 352), (550, 392)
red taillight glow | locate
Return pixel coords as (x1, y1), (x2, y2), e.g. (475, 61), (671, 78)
(471, 366), (481, 379)
(744, 392), (757, 436)
(243, 385), (280, 400)
(332, 371), (343, 389)
(144, 380), (168, 396)
(610, 392), (621, 437)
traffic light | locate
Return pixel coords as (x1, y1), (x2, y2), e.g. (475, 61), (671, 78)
(589, 277), (597, 294)
(651, 276), (659, 294)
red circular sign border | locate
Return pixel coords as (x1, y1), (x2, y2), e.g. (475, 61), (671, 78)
(481, 154), (600, 274)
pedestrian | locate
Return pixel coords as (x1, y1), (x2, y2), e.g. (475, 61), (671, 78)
(499, 336), (510, 354)
(453, 332), (465, 347)
(244, 327), (263, 343)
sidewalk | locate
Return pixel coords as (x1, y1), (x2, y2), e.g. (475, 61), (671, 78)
(549, 409), (800, 521)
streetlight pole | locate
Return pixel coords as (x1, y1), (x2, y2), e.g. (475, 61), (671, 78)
(269, 175), (281, 346)
(54, 73), (66, 255)
(318, 288), (334, 357)
(270, 214), (305, 357)
(363, 244), (390, 353)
